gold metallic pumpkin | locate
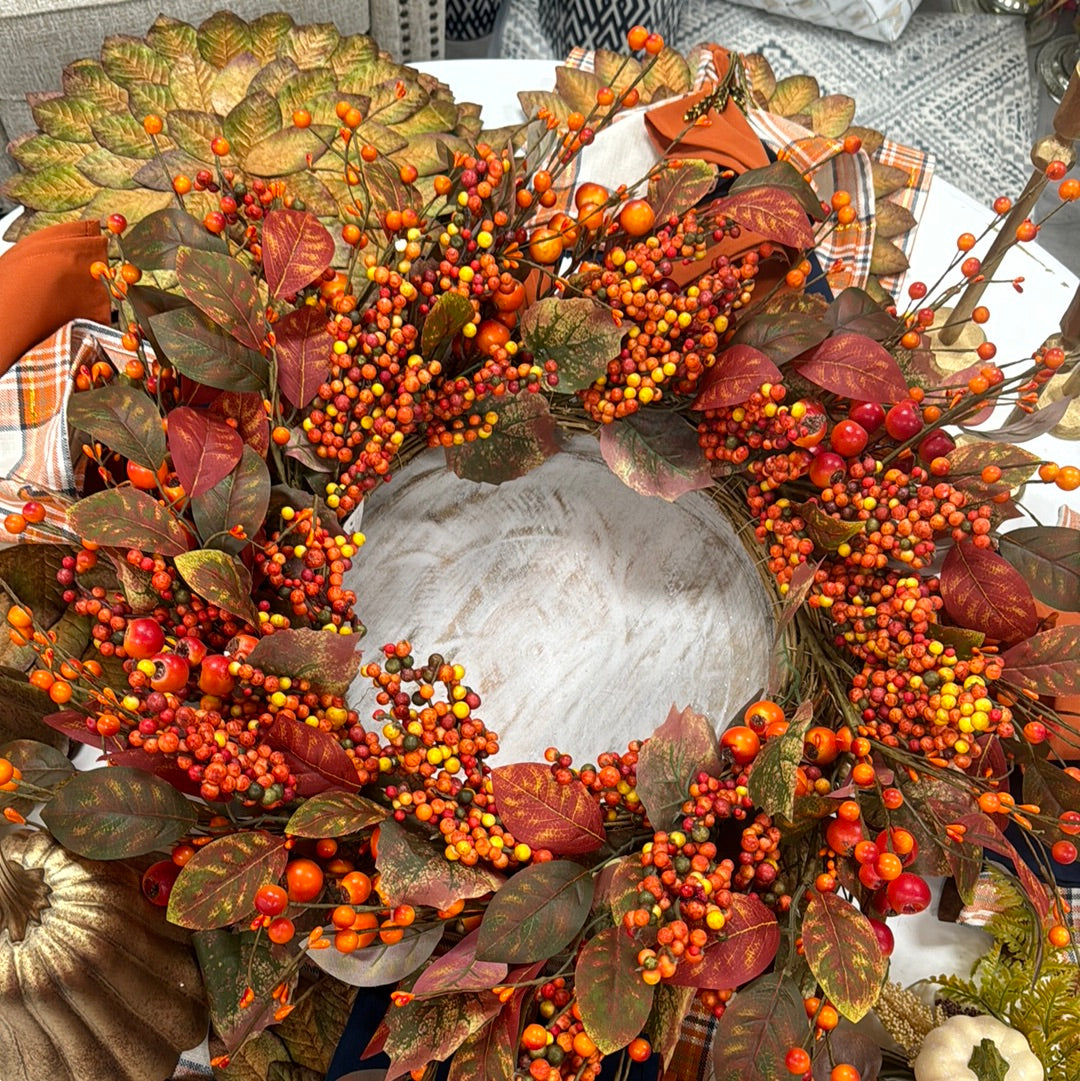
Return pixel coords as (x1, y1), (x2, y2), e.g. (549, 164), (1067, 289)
(0, 828), (208, 1081)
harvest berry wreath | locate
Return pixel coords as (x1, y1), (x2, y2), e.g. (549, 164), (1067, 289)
(0, 13), (1078, 1081)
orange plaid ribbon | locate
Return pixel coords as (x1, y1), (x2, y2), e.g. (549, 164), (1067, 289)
(0, 320), (139, 545)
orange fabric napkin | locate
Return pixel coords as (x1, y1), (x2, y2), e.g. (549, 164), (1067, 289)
(0, 221), (110, 378)
(643, 47), (793, 290)
(643, 47), (770, 175)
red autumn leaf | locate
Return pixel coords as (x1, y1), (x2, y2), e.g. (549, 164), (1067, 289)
(374, 818), (504, 910)
(692, 345), (783, 410)
(166, 406), (244, 499)
(1002, 625), (1080, 696)
(42, 709), (110, 749)
(793, 333), (908, 402)
(940, 539), (1038, 644)
(801, 890), (888, 1021)
(209, 391), (270, 457)
(712, 186), (815, 248)
(412, 928), (508, 997)
(261, 208), (335, 299)
(491, 762), (605, 855)
(575, 925), (654, 1054)
(665, 893), (780, 988)
(275, 305), (332, 409)
(447, 980), (536, 1081)
(636, 704), (723, 829)
(267, 715), (362, 791)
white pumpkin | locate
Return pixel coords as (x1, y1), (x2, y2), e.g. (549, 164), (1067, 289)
(913, 1013), (1044, 1081)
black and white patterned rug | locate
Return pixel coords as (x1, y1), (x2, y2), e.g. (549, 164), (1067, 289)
(498, 0), (1037, 207)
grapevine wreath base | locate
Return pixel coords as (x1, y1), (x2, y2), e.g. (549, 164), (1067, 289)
(0, 12), (1077, 1081)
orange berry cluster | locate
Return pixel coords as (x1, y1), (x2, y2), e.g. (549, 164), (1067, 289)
(579, 229), (760, 423)
(252, 508), (364, 633)
(359, 642), (530, 872)
(518, 993), (604, 1081)
(849, 644), (1011, 770)
(697, 382), (816, 489)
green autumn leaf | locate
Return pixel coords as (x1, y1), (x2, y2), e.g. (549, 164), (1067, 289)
(519, 297), (624, 392)
(575, 925), (654, 1055)
(42, 766), (197, 859)
(476, 859), (595, 963)
(375, 818), (504, 909)
(0, 739), (74, 816)
(123, 207), (227, 269)
(998, 526), (1080, 611)
(305, 922), (443, 987)
(446, 392), (562, 485)
(802, 890), (888, 1020)
(712, 973), (806, 1081)
(68, 487), (191, 556)
(191, 446), (271, 553)
(168, 830), (288, 929)
(599, 411), (713, 502)
(648, 158), (717, 221)
(645, 983), (696, 1071)
(243, 125), (334, 175)
(421, 292), (474, 356)
(246, 628), (361, 696)
(149, 305), (270, 392)
(747, 701), (813, 822)
(285, 789), (387, 837)
(798, 502), (866, 552)
(174, 549), (260, 626)
(276, 977), (356, 1074)
(176, 246), (264, 350)
(6, 163), (97, 210)
(194, 929), (293, 1053)
(383, 991), (500, 1078)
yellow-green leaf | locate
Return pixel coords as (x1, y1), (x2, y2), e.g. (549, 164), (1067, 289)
(769, 75), (819, 117)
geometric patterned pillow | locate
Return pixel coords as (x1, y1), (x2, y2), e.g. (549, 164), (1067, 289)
(536, 0), (681, 56)
(724, 0), (922, 42)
